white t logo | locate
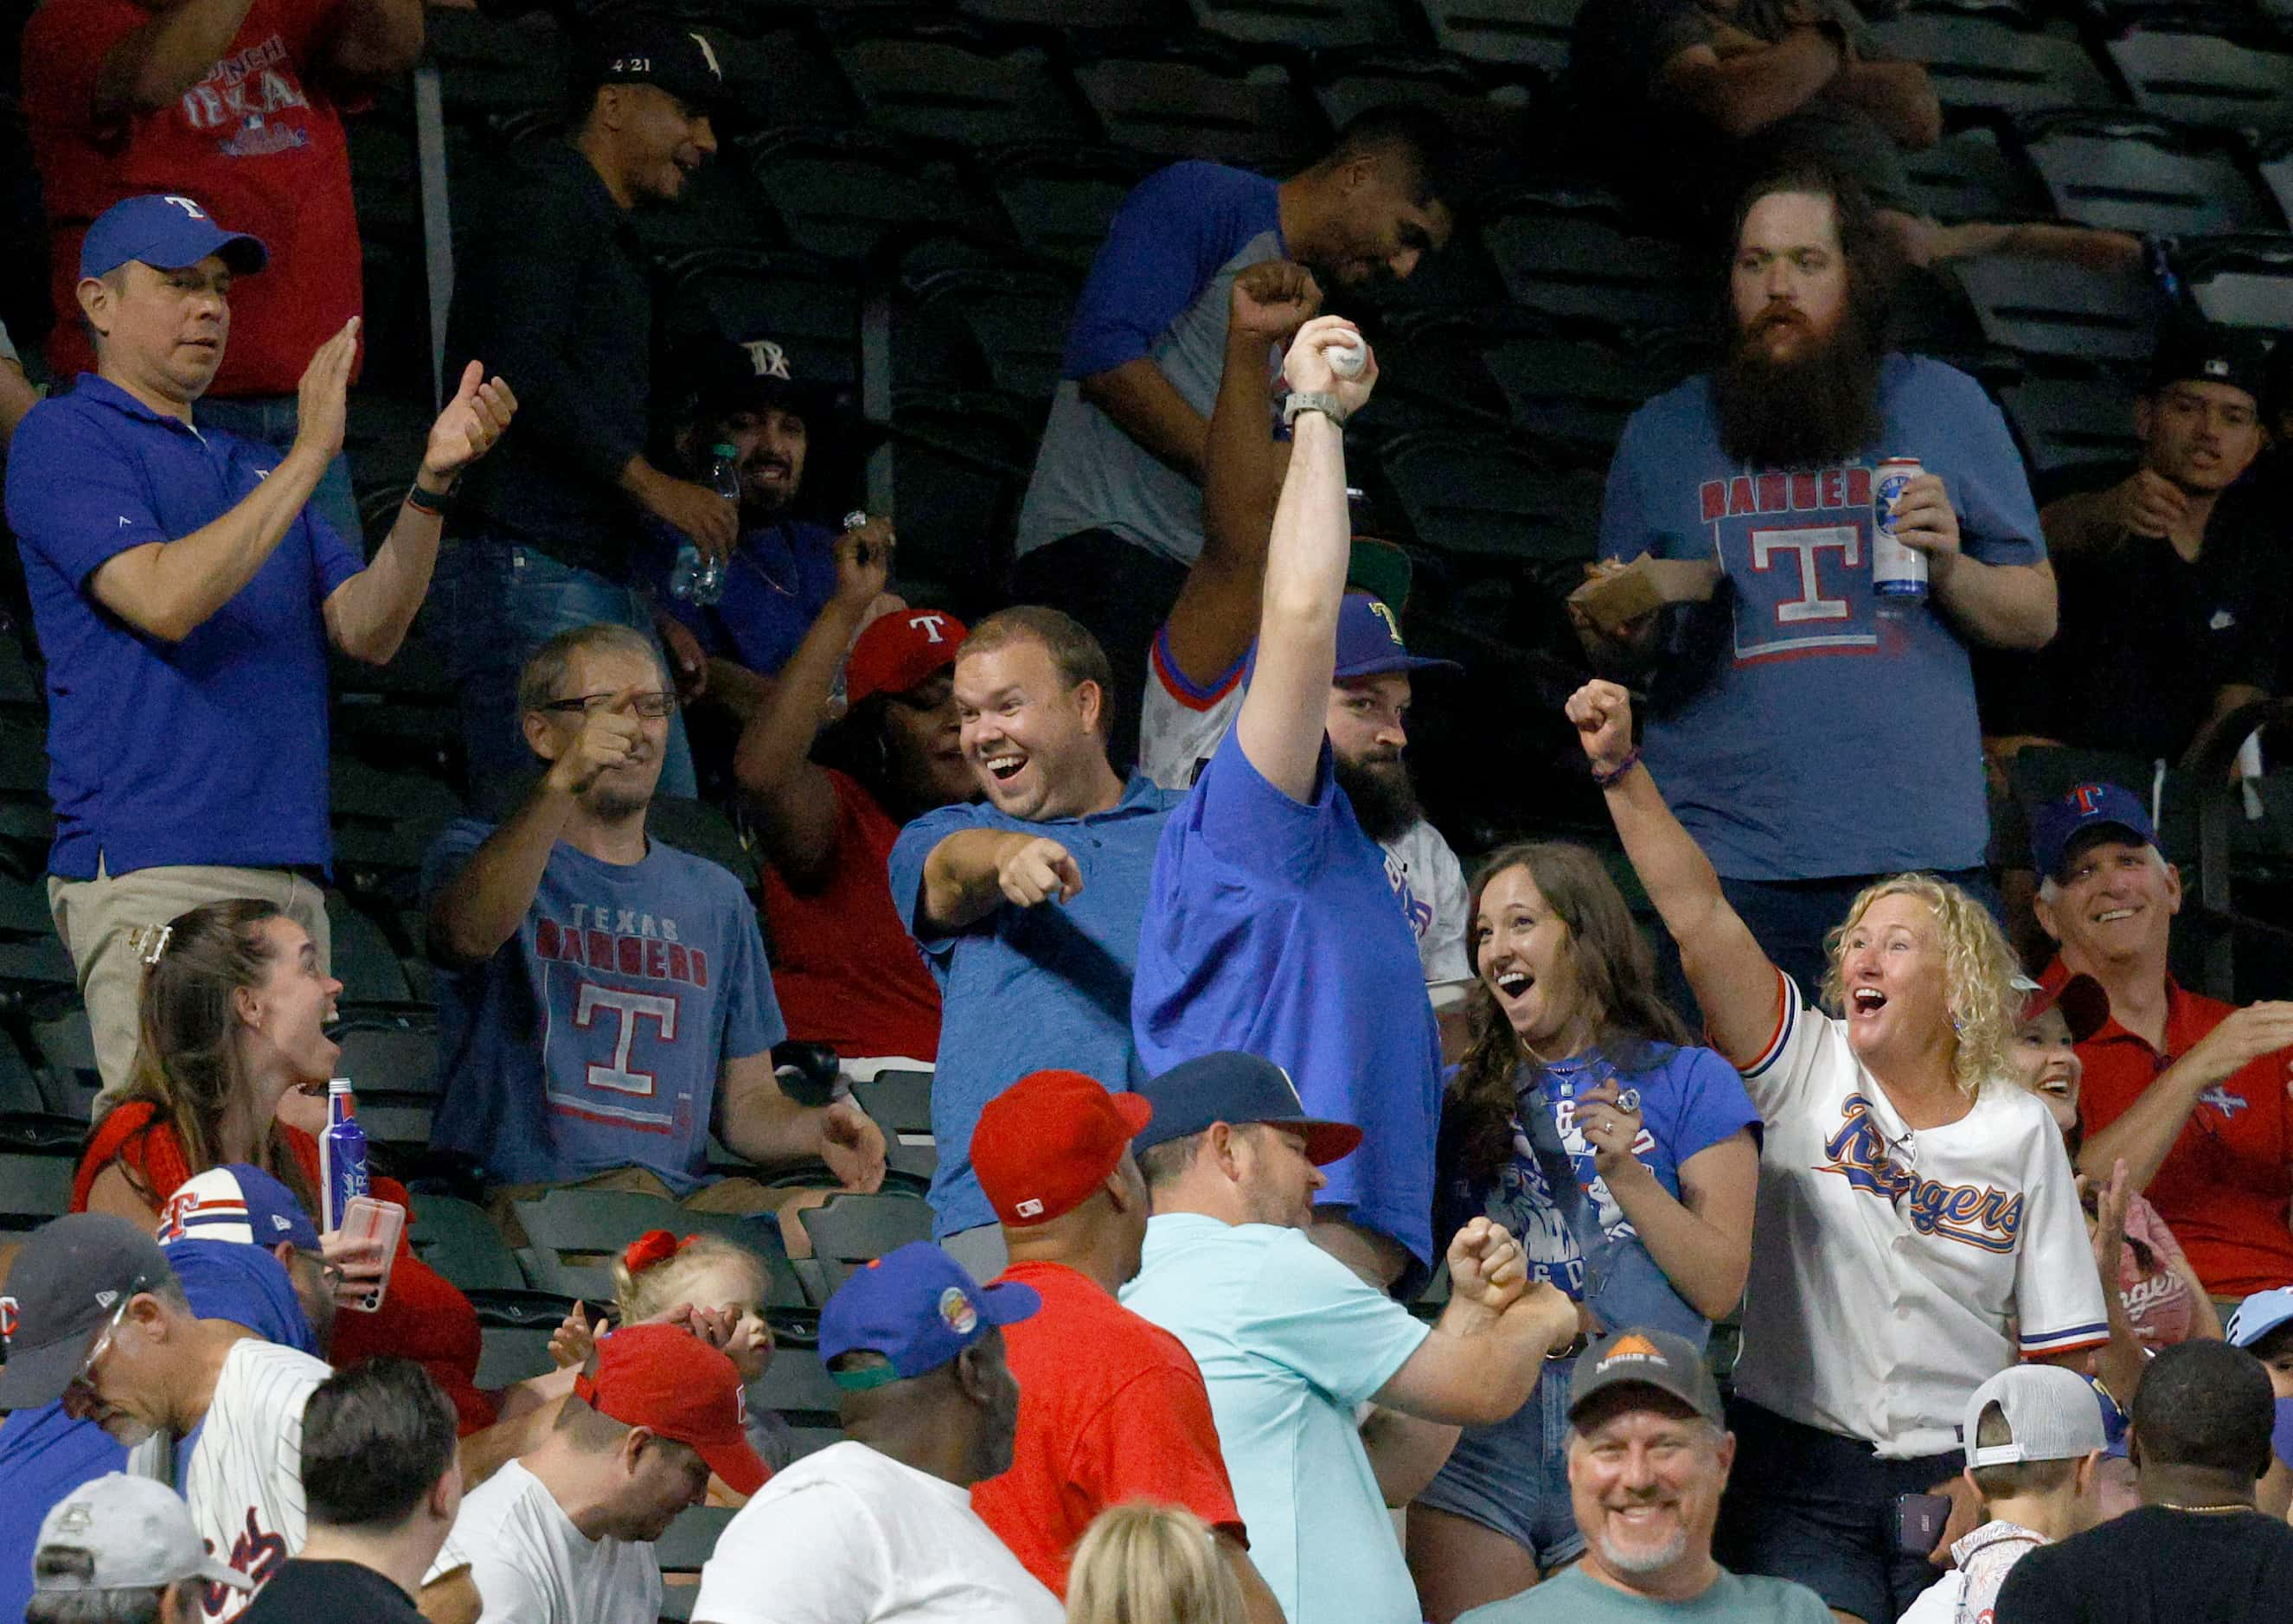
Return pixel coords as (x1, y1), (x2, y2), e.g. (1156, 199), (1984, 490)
(908, 613), (949, 643)
(163, 195), (207, 219)
(1750, 525), (1859, 623)
(574, 984), (678, 1095)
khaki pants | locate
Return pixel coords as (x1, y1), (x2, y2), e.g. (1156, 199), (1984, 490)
(48, 860), (331, 1109)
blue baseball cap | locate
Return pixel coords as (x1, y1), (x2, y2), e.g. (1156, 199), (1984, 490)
(1333, 593), (1460, 682)
(2227, 1287), (2293, 1350)
(155, 1164), (321, 1253)
(2030, 782), (2158, 881)
(1131, 1051), (1362, 1167)
(817, 1242), (1039, 1389)
(80, 195), (268, 281)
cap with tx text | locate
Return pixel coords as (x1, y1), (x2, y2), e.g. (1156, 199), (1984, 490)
(817, 1242), (1039, 1388)
(580, 16), (730, 111)
(973, 1070), (1154, 1227)
(1333, 593), (1460, 682)
(1568, 1327), (1726, 1427)
(575, 1323), (769, 1494)
(155, 1164), (321, 1253)
(35, 1475), (252, 1596)
(846, 610), (967, 707)
(2227, 1287), (2293, 1351)
(1962, 1364), (2108, 1467)
(0, 1213), (172, 1410)
(1130, 1051), (1362, 1167)
(2146, 321), (2270, 406)
(80, 195), (267, 281)
(2030, 781), (2158, 882)
(679, 333), (842, 425)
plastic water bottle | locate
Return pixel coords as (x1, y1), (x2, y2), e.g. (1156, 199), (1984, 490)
(318, 1078), (369, 1234)
(670, 443), (741, 606)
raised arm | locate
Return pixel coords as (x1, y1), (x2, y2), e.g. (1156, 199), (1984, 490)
(1163, 261), (1320, 686)
(730, 525), (893, 887)
(1656, 33), (1844, 141)
(324, 359), (516, 664)
(1233, 316), (1376, 803)
(91, 0), (258, 122)
(1566, 680), (1780, 1062)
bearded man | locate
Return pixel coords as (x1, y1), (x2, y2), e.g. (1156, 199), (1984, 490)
(1578, 157), (2057, 994)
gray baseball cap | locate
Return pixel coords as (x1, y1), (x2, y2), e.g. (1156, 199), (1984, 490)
(35, 1475), (252, 1595)
(1963, 1365), (2107, 1467)
(0, 1213), (172, 1410)
(1569, 1328), (1726, 1427)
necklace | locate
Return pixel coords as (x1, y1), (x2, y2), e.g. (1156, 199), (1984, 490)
(2157, 1501), (2257, 1515)
(738, 547), (797, 598)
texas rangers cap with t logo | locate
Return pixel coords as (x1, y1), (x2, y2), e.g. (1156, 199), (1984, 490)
(0, 1213), (172, 1410)
(1332, 593), (1461, 681)
(845, 610), (967, 707)
(2029, 781), (2159, 882)
(80, 195), (268, 281)
(154, 1165), (321, 1253)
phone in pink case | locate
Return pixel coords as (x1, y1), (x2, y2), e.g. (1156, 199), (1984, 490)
(337, 1196), (405, 1314)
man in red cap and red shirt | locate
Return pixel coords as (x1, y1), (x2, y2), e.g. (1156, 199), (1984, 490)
(733, 527), (975, 1072)
(965, 1068), (1286, 1618)
(417, 1323), (763, 1624)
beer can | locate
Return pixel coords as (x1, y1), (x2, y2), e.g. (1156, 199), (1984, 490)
(318, 1077), (369, 1234)
(1873, 457), (1928, 611)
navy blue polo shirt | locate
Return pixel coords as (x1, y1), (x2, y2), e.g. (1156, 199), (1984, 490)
(3, 376), (364, 879)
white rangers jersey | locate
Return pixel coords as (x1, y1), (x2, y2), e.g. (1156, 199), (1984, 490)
(181, 1338), (329, 1619)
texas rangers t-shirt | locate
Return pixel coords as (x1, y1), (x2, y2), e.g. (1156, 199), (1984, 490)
(1599, 355), (2045, 881)
(1728, 971), (2108, 1458)
(1015, 162), (1283, 566)
(1132, 726), (1444, 1265)
(180, 1338), (330, 1621)
(423, 822), (784, 1193)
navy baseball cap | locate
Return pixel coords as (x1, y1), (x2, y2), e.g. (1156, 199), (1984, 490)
(1131, 1051), (1362, 1167)
(155, 1165), (321, 1253)
(0, 1214), (171, 1410)
(580, 16), (730, 112)
(817, 1243), (1039, 1389)
(2030, 782), (2158, 882)
(79, 195), (267, 281)
(1333, 593), (1460, 682)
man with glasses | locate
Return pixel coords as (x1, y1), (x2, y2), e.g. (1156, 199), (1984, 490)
(422, 623), (886, 1231)
(0, 1214), (330, 1621)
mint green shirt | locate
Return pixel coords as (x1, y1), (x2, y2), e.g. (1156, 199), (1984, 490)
(1460, 1563), (1834, 1623)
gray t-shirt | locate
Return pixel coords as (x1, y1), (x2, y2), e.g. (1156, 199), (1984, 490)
(1015, 160), (1284, 567)
(1458, 1563), (1834, 1623)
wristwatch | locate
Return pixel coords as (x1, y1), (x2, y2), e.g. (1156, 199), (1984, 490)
(1283, 390), (1348, 429)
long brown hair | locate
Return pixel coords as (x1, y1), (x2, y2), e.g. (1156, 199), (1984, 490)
(107, 898), (318, 1215)
(1449, 842), (1693, 1187)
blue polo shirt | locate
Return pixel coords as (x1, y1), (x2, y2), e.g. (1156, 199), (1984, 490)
(887, 775), (1181, 1237)
(1132, 725), (1444, 1264)
(3, 377), (364, 879)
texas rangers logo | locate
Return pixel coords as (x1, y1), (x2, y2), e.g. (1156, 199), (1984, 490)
(163, 195), (208, 220)
(906, 612), (952, 644)
(2066, 783), (2111, 815)
(204, 1510), (286, 1615)
(1820, 1095), (2024, 1252)
(743, 338), (791, 380)
(1366, 598), (1405, 646)
(2199, 1085), (2249, 1118)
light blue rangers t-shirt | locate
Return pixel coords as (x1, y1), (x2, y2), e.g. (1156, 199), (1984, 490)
(887, 776), (1181, 1238)
(1015, 161), (1284, 567)
(422, 821), (784, 1193)
(1132, 724), (1443, 1265)
(1122, 1213), (1431, 1624)
(1598, 354), (2044, 881)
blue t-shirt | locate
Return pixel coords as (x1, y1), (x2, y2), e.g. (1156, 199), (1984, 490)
(422, 821), (785, 1192)
(1132, 725), (1443, 1264)
(3, 377), (365, 878)
(651, 516), (839, 676)
(887, 776), (1180, 1237)
(1121, 1213), (1432, 1624)
(1598, 355), (2044, 880)
(1439, 1045), (1761, 1344)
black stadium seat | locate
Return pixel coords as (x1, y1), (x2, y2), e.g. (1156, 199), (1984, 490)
(830, 19), (1093, 153)
(900, 268), (1076, 403)
(742, 128), (1007, 270)
(1073, 37), (1329, 172)
(1306, 48), (1540, 179)
(1382, 432), (1604, 569)
(1945, 255), (2161, 364)
(1185, 0), (1415, 54)
(1899, 126), (2054, 226)
(1480, 330), (1689, 455)
(1998, 370), (2145, 491)
(1419, 0), (1579, 76)
(2016, 112), (2277, 237)
(2173, 234), (2293, 335)
(2104, 27), (2293, 137)
(0, 1113), (80, 1230)
(659, 249), (861, 391)
(984, 144), (1159, 274)
(1867, 2), (2119, 121)
(1481, 189), (1703, 329)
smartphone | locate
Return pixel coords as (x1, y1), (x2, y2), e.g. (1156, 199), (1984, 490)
(1896, 1492), (1952, 1555)
(336, 1196), (405, 1314)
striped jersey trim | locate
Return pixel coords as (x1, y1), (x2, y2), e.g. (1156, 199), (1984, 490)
(1150, 623), (1247, 713)
(1737, 968), (1797, 1077)
(2020, 1322), (2112, 1355)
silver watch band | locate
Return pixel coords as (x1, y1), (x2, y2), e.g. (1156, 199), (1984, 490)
(1283, 390), (1348, 428)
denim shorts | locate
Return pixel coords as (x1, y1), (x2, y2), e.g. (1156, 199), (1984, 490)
(1414, 1352), (1585, 1568)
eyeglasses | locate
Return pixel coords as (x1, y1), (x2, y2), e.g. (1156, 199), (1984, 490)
(65, 1278), (145, 1406)
(542, 691), (679, 719)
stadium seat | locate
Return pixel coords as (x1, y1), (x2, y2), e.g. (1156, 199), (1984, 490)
(1866, 3), (2118, 120)
(655, 1506), (735, 1623)
(659, 250), (861, 391)
(325, 893), (417, 1006)
(983, 144), (1159, 273)
(1998, 371), (2146, 492)
(1481, 189), (1702, 329)
(1419, 0), (1579, 74)
(648, 796), (759, 888)
(885, 391), (1036, 606)
(407, 1193), (526, 1294)
(1185, 0), (1415, 53)
(0, 1113), (80, 1229)
(830, 20), (1093, 152)
(1380, 432), (1604, 570)
(423, 7), (571, 120)
(1073, 37), (1329, 172)
(899, 268), (1076, 403)
(2173, 234), (2293, 333)
(0, 630), (42, 712)
(510, 1188), (808, 1308)
(742, 129), (1008, 271)
(2016, 112), (2276, 236)
(751, 1340), (845, 1421)
(793, 1191), (934, 1298)
(330, 757), (463, 879)
(0, 1039), (48, 1116)
(26, 1000), (96, 1119)
(1306, 49), (1540, 176)
(333, 1019), (441, 1149)
(0, 933), (75, 1000)
(630, 157), (779, 259)
(466, 1288), (580, 1389)
(2104, 28), (2293, 137)
(1350, 311), (1512, 435)
(2259, 136), (2293, 229)
(1480, 330), (1691, 454)
(1944, 255), (2160, 363)
(849, 1070), (938, 1184)
(1899, 125), (2054, 226)
(711, 19), (860, 131)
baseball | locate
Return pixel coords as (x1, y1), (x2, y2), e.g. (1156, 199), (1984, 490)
(1328, 336), (1367, 379)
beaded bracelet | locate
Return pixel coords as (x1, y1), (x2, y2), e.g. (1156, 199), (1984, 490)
(1590, 747), (1642, 789)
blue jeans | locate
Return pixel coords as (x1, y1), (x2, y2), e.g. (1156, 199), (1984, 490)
(193, 393), (363, 549)
(431, 537), (697, 815)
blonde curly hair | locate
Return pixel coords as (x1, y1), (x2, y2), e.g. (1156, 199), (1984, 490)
(1818, 873), (2019, 1097)
(611, 1233), (771, 1324)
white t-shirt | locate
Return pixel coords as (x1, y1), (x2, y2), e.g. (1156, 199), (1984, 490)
(427, 1460), (661, 1624)
(1731, 971), (2110, 1459)
(690, 1441), (1063, 1624)
(1139, 642), (1470, 995)
(182, 1338), (330, 1620)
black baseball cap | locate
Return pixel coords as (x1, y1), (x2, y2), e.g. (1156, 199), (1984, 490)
(2145, 322), (2270, 406)
(1131, 1052), (1362, 1167)
(0, 1214), (172, 1410)
(677, 333), (840, 425)
(1568, 1327), (1726, 1427)
(580, 16), (729, 112)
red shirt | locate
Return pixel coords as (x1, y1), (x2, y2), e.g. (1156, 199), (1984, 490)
(23, 0), (363, 398)
(2046, 958), (2293, 1298)
(74, 1102), (495, 1432)
(971, 1259), (1246, 1596)
(760, 770), (942, 1062)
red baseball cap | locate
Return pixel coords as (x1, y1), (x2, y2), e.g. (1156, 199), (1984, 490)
(972, 1070), (1154, 1227)
(845, 610), (967, 707)
(574, 1323), (769, 1495)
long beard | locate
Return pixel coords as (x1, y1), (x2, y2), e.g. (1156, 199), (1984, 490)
(1335, 751), (1420, 843)
(1712, 311), (1884, 469)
